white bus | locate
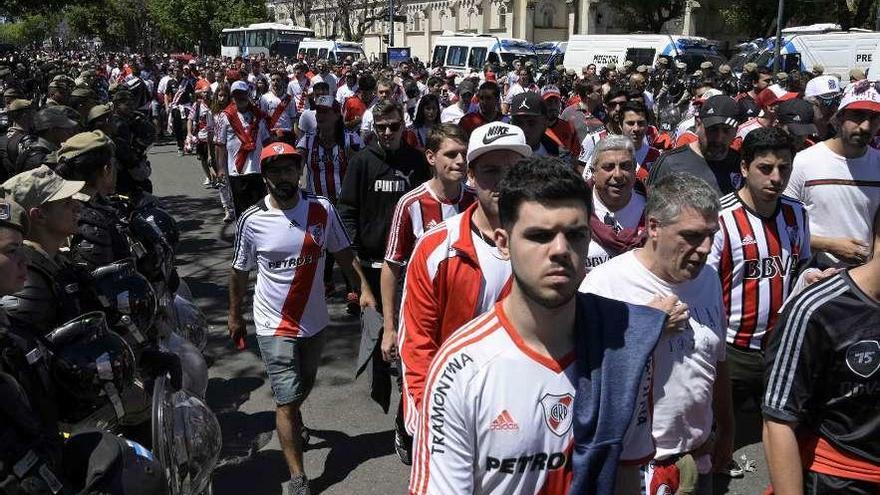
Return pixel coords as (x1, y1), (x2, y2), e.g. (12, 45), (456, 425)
(220, 23), (314, 58)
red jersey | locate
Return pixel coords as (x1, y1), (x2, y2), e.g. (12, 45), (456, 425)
(708, 193), (811, 351)
(384, 182), (476, 265)
(547, 118), (583, 157)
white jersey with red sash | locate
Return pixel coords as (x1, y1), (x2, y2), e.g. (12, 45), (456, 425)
(260, 91), (296, 134)
(217, 102), (269, 176)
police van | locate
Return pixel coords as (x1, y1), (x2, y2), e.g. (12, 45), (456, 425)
(563, 34), (724, 72)
(297, 39), (366, 63)
(536, 41), (567, 67)
(748, 29), (880, 79)
(431, 33), (538, 76)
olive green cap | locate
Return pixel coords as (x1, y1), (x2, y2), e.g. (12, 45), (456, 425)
(57, 130), (114, 161)
(2, 165), (89, 209)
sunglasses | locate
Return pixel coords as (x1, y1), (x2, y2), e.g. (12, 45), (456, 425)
(374, 121), (402, 133)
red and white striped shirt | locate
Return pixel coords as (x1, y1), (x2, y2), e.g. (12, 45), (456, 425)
(708, 193), (811, 351)
(232, 193), (351, 337)
(297, 134), (361, 203)
(384, 182), (477, 265)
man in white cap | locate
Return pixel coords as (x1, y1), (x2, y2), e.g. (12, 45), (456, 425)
(215, 79), (269, 217)
(785, 79), (880, 268)
(803, 75), (843, 140)
(0, 165), (90, 335)
(397, 122), (531, 451)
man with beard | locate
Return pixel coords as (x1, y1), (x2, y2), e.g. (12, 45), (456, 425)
(784, 80), (880, 268)
(459, 81), (505, 138)
(581, 173), (733, 494)
(410, 157), (660, 495)
(229, 142), (374, 495)
(648, 95), (741, 196)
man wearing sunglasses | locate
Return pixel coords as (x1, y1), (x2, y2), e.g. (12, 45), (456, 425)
(785, 79), (880, 269)
(338, 98), (431, 420)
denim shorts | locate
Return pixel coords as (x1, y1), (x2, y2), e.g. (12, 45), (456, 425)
(256, 332), (326, 406)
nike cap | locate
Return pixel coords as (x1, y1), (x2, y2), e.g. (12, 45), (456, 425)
(467, 122), (532, 164)
(698, 95), (739, 128)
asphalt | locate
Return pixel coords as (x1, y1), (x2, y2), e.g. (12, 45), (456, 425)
(147, 142), (770, 494)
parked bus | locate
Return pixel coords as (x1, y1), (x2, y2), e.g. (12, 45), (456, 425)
(220, 23), (314, 58)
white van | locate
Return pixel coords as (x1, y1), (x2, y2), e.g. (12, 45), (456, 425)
(431, 33), (538, 76)
(297, 39), (366, 63)
(749, 31), (880, 79)
(536, 41), (567, 67)
(563, 34), (724, 72)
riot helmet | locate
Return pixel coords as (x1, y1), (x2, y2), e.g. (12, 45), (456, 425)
(90, 260), (159, 347)
(45, 312), (136, 423)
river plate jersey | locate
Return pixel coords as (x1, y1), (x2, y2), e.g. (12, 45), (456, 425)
(409, 303), (653, 495)
(232, 193), (350, 337)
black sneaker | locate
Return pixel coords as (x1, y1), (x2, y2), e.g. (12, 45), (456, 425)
(394, 430), (412, 466)
(284, 475), (310, 495)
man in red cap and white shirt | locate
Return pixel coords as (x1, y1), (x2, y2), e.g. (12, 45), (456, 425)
(543, 84), (582, 159)
(397, 122), (531, 439)
(216, 80), (270, 217)
(785, 79), (880, 268)
(229, 142), (374, 495)
(731, 84), (797, 152)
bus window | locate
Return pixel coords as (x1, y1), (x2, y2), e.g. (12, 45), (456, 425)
(307, 48), (318, 58)
(447, 46), (468, 67)
(318, 48), (328, 60)
(328, 51), (336, 62)
(432, 46), (447, 67)
(468, 47), (487, 68)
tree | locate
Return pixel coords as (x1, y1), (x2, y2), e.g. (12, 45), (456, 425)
(610, 0), (687, 33)
(336, 0), (392, 41)
(0, 14), (54, 47)
(147, 0), (266, 53)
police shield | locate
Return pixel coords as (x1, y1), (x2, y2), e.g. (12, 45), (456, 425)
(152, 375), (221, 495)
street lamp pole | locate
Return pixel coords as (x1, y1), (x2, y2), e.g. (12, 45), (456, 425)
(389, 0), (395, 47)
(773, 0), (784, 72)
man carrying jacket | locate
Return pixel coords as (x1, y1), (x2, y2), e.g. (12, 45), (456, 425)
(397, 122), (532, 438)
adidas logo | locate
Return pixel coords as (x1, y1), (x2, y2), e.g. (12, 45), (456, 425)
(490, 410), (520, 431)
(705, 108), (715, 115)
(742, 235), (757, 246)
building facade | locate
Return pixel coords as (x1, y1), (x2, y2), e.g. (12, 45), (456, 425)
(269, 0), (716, 61)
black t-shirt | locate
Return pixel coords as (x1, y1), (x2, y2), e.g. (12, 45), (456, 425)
(646, 145), (741, 196)
(763, 272), (880, 464)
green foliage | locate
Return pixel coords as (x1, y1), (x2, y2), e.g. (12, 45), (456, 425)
(610, 0), (687, 33)
(0, 14), (54, 47)
(147, 0), (266, 52)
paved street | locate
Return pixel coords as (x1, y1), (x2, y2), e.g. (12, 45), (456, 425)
(148, 142), (770, 494)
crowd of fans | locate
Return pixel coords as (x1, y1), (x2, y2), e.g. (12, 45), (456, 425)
(1, 46), (879, 495)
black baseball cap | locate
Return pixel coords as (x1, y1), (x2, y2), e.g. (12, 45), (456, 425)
(510, 91), (546, 117)
(698, 95), (739, 128)
(776, 98), (818, 136)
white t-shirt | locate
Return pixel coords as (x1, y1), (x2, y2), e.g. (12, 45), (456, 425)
(336, 83), (356, 105)
(259, 91), (297, 132)
(311, 73), (338, 96)
(579, 250), (726, 469)
(472, 231), (512, 314)
(232, 193), (350, 337)
(586, 192), (645, 270)
(409, 304), (654, 495)
(440, 103), (467, 124)
(785, 141), (880, 266)
(298, 109), (317, 137)
(215, 108), (270, 176)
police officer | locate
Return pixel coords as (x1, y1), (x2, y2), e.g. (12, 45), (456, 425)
(17, 106), (81, 173)
(0, 193), (66, 495)
(0, 99), (35, 182)
(54, 131), (133, 270)
(1, 166), (90, 337)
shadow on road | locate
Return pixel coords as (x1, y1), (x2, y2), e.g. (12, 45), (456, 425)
(212, 450), (289, 495)
(308, 428), (396, 494)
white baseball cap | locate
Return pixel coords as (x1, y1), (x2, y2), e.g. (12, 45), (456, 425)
(467, 122), (532, 164)
(230, 80), (249, 93)
(804, 75), (842, 98)
(836, 79), (880, 115)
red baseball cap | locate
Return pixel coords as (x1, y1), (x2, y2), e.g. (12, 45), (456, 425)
(756, 84), (797, 109)
(260, 142), (302, 165)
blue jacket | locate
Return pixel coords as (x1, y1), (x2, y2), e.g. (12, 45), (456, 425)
(568, 293), (665, 494)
